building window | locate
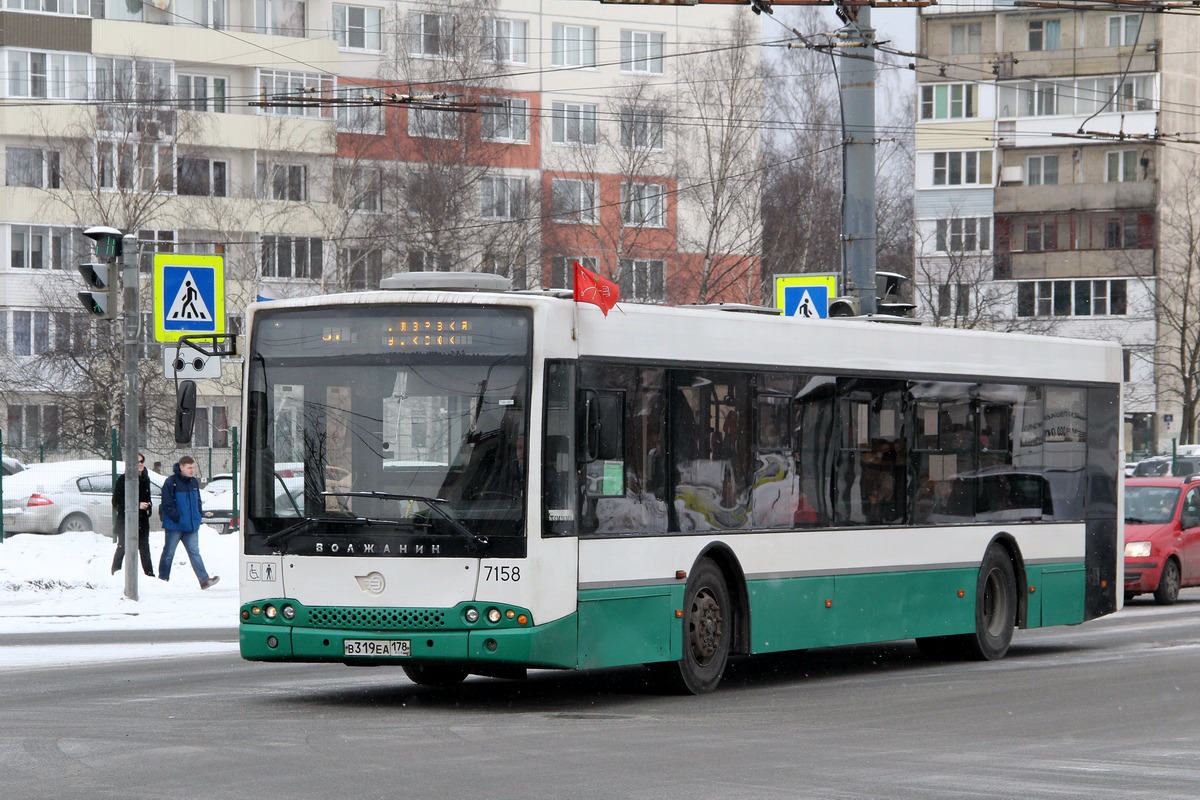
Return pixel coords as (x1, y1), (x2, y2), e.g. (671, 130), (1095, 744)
(10, 310), (50, 356)
(6, 403), (60, 449)
(254, 0), (305, 36)
(551, 101), (597, 145)
(551, 178), (597, 223)
(9, 225), (77, 270)
(6, 147), (60, 189)
(1108, 14), (1140, 46)
(176, 0), (227, 29)
(484, 18), (527, 64)
(1017, 279), (1127, 317)
(619, 108), (665, 151)
(341, 247), (384, 290)
(934, 217), (990, 253)
(261, 236), (323, 278)
(481, 176), (525, 219)
(177, 157), (228, 197)
(97, 141), (173, 192)
(407, 249), (451, 272)
(5, 50), (88, 100)
(409, 12), (455, 57)
(177, 74), (227, 112)
(937, 284), (970, 318)
(258, 69), (334, 118)
(1027, 154), (1059, 185)
(551, 255), (596, 288)
(920, 83), (977, 120)
(6, 0), (87, 14)
(949, 22), (981, 55)
(408, 107), (458, 139)
(552, 23), (597, 68)
(256, 162), (307, 201)
(618, 258), (665, 302)
(1003, 74), (1154, 117)
(482, 251), (527, 288)
(481, 97), (530, 143)
(1028, 19), (1060, 51)
(333, 4), (381, 50)
(333, 166), (382, 212)
(335, 87), (385, 134)
(1106, 149), (1138, 182)
(194, 406), (230, 448)
(621, 183), (666, 227)
(931, 150), (992, 186)
(620, 30), (664, 74)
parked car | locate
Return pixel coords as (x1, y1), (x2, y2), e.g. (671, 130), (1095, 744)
(1124, 475), (1200, 604)
(203, 473), (238, 534)
(1132, 455), (1200, 477)
(2, 460), (217, 537)
(3, 456), (26, 475)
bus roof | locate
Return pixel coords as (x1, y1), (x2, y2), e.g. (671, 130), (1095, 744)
(247, 288), (1122, 386)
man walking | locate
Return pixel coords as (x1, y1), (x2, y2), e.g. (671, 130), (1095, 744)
(159, 455), (220, 589)
(112, 453), (155, 577)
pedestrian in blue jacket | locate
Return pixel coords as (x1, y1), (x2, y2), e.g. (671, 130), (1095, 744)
(158, 455), (220, 589)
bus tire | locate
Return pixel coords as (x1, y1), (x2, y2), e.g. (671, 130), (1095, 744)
(662, 559), (732, 695)
(402, 663), (469, 687)
(965, 545), (1017, 660)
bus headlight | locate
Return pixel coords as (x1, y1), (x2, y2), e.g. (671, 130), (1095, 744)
(282, 605), (296, 620)
(264, 605), (277, 619)
(486, 608), (502, 624)
(464, 607), (479, 623)
(1125, 541), (1152, 558)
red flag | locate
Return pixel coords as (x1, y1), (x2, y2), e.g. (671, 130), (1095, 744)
(573, 261), (620, 317)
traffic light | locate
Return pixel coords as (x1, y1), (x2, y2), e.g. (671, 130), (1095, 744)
(78, 226), (123, 320)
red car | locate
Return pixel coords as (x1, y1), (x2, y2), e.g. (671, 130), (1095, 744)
(1124, 476), (1200, 604)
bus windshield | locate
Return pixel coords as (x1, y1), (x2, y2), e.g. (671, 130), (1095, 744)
(244, 305), (531, 551)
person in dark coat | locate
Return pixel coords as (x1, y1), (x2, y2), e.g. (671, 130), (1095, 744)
(112, 454), (155, 577)
(158, 455), (220, 589)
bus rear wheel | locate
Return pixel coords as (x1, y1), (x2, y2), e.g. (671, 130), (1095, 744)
(918, 545), (1016, 661)
(661, 559), (731, 695)
(403, 663), (469, 687)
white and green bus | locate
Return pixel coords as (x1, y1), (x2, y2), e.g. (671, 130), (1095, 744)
(238, 274), (1122, 693)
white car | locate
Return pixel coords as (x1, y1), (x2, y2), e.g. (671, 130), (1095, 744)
(2, 460), (217, 537)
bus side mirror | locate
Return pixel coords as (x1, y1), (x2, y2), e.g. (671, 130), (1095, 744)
(175, 380), (197, 444)
(585, 390), (623, 462)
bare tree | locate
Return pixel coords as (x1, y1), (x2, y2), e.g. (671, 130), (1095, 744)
(674, 15), (765, 304)
(1150, 159), (1200, 444)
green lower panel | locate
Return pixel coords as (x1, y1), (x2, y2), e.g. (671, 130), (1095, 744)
(1033, 565), (1085, 627)
(239, 600), (579, 669)
(577, 585), (684, 669)
(748, 568), (979, 653)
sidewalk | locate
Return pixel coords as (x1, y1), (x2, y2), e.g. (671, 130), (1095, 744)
(0, 529), (240, 635)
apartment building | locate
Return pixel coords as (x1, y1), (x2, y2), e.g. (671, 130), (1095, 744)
(914, 1), (1200, 456)
(0, 0), (761, 466)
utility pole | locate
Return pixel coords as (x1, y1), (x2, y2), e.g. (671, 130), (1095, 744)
(122, 235), (141, 601)
(837, 3), (878, 315)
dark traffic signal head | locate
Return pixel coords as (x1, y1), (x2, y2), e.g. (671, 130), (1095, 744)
(78, 226), (123, 320)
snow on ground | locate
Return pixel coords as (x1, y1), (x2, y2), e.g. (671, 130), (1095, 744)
(1, 527), (241, 667)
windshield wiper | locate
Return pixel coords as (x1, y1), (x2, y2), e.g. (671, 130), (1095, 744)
(264, 516), (328, 547)
(321, 491), (489, 549)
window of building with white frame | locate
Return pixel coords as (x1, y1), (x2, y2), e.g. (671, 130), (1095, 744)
(551, 101), (597, 145)
(620, 30), (664, 74)
(485, 17), (527, 64)
(552, 23), (596, 68)
(481, 97), (529, 143)
(551, 178), (597, 223)
(333, 4), (381, 50)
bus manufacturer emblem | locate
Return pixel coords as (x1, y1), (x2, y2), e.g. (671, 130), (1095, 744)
(355, 572), (386, 595)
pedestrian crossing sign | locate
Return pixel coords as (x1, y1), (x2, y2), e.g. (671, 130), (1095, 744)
(774, 274), (838, 320)
(153, 254), (225, 342)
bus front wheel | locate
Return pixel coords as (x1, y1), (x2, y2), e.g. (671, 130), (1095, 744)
(662, 559), (732, 695)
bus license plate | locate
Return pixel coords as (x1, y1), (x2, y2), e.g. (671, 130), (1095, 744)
(343, 639), (411, 657)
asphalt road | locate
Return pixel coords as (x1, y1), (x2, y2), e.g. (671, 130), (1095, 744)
(3, 591), (1200, 800)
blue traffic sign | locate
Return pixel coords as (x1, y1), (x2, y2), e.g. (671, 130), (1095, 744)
(783, 284), (830, 319)
(153, 255), (225, 342)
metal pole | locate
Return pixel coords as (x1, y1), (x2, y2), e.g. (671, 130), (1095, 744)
(838, 6), (877, 315)
(1, 428), (5, 544)
(122, 235), (141, 601)
(232, 426), (240, 533)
